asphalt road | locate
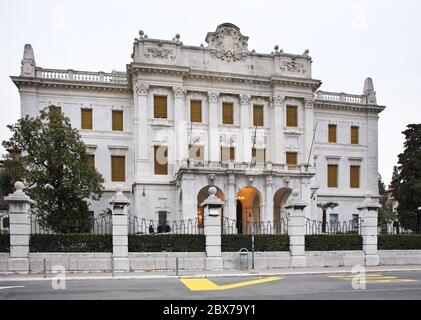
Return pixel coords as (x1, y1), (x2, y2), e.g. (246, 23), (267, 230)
(1, 271), (421, 300)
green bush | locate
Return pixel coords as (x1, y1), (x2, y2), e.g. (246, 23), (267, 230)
(305, 235), (362, 251)
(222, 235), (289, 252)
(0, 233), (9, 252)
(128, 234), (205, 252)
(30, 234), (112, 252)
(378, 235), (421, 250)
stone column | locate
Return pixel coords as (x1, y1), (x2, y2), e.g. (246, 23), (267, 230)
(240, 94), (251, 163)
(265, 175), (274, 231)
(226, 172), (236, 222)
(358, 191), (381, 266)
(173, 87), (188, 166)
(208, 92), (220, 162)
(110, 185), (130, 272)
(303, 98), (315, 168)
(202, 186), (224, 270)
(5, 182), (33, 274)
(135, 83), (149, 179)
(285, 189), (307, 267)
(271, 94), (284, 164)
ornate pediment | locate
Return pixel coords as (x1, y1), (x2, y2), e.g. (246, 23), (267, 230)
(205, 23), (249, 62)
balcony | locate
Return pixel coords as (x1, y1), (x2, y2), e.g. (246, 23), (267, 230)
(35, 68), (128, 85)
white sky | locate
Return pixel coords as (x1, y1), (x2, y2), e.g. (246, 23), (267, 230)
(0, 0), (420, 186)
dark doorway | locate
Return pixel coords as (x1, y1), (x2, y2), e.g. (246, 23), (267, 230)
(236, 200), (243, 234)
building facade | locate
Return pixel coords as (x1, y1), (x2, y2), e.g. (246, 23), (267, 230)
(11, 23), (385, 229)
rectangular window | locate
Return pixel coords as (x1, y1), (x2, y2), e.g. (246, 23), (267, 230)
(351, 126), (359, 144)
(189, 145), (204, 161)
(158, 211), (168, 233)
(286, 152), (298, 165)
(328, 124), (337, 143)
(190, 100), (202, 123)
(253, 104), (264, 127)
(252, 148), (266, 164)
(112, 110), (123, 131)
(81, 109), (93, 130)
(327, 164), (338, 188)
(286, 105), (298, 127)
(222, 102), (234, 125)
(329, 213), (339, 224)
(221, 147), (235, 162)
(154, 96), (168, 119)
(87, 154), (95, 168)
(111, 156), (125, 182)
(352, 214), (360, 230)
(350, 165), (360, 188)
(154, 146), (168, 175)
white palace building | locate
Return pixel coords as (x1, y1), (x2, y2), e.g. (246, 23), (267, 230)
(11, 23), (385, 230)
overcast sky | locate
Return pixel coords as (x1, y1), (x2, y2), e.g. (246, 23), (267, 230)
(0, 0), (420, 186)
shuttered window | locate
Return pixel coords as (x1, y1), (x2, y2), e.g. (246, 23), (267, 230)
(351, 126), (359, 144)
(111, 156), (125, 182)
(154, 146), (168, 175)
(350, 165), (360, 188)
(286, 152), (298, 165)
(222, 102), (234, 125)
(189, 145), (204, 161)
(327, 164), (338, 188)
(286, 106), (298, 127)
(81, 109), (93, 130)
(253, 105), (264, 127)
(190, 100), (202, 123)
(221, 147), (235, 162)
(154, 96), (168, 119)
(112, 110), (123, 131)
(87, 154), (95, 168)
(252, 148), (266, 163)
(328, 124), (337, 143)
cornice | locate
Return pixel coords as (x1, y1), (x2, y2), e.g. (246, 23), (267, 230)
(314, 100), (386, 113)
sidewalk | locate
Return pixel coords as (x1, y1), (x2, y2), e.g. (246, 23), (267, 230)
(1, 265), (421, 282)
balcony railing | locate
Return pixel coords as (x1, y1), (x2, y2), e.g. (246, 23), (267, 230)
(35, 68), (128, 85)
(315, 91), (367, 104)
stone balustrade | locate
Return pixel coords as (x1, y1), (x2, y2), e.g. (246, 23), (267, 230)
(35, 68), (128, 84)
(315, 90), (368, 104)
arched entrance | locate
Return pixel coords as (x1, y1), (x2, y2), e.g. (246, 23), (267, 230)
(236, 187), (261, 234)
(273, 188), (292, 226)
(197, 186), (224, 228)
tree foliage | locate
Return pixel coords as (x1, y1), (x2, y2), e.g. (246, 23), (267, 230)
(391, 124), (421, 229)
(2, 106), (105, 233)
(378, 174), (396, 225)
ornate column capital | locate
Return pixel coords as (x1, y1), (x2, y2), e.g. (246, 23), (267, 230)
(135, 83), (149, 96)
(173, 86), (186, 99)
(272, 94), (285, 105)
(208, 91), (219, 103)
(304, 97), (315, 109)
(239, 94), (251, 105)
(265, 175), (273, 186)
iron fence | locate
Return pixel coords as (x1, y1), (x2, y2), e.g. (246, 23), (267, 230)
(128, 215), (203, 235)
(0, 211), (9, 234)
(305, 218), (361, 235)
(222, 218), (288, 235)
(378, 221), (421, 235)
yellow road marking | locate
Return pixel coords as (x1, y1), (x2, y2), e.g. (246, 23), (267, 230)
(180, 277), (282, 291)
(329, 273), (417, 284)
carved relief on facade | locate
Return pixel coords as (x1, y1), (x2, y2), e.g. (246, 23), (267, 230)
(219, 133), (237, 146)
(144, 47), (175, 59)
(280, 59), (306, 74)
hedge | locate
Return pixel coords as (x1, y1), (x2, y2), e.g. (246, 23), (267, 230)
(305, 235), (362, 251)
(128, 234), (205, 252)
(30, 234), (112, 252)
(0, 233), (9, 252)
(378, 235), (421, 250)
(222, 235), (289, 252)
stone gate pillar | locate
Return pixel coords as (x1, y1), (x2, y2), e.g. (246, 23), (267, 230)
(202, 186), (224, 270)
(358, 191), (381, 266)
(285, 189), (307, 268)
(110, 185), (130, 272)
(5, 182), (33, 274)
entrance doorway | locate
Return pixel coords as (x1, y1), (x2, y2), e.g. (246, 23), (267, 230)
(236, 187), (261, 233)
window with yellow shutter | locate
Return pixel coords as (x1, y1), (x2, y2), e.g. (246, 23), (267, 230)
(112, 110), (123, 131)
(222, 102), (234, 125)
(154, 96), (168, 119)
(286, 152), (298, 165)
(190, 100), (202, 123)
(221, 147), (235, 162)
(351, 126), (359, 144)
(189, 145), (204, 161)
(327, 164), (338, 188)
(350, 165), (360, 188)
(252, 148), (266, 164)
(328, 124), (337, 143)
(87, 154), (95, 168)
(81, 109), (93, 130)
(154, 146), (168, 175)
(111, 156), (125, 182)
(286, 105), (298, 127)
(253, 105), (264, 127)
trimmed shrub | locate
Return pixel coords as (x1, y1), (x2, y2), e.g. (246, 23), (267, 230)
(305, 235), (362, 251)
(222, 235), (289, 252)
(30, 234), (112, 252)
(0, 233), (9, 252)
(378, 235), (421, 250)
(128, 234), (205, 252)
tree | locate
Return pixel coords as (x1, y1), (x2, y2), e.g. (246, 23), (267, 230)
(317, 202), (339, 233)
(377, 174), (395, 226)
(391, 124), (421, 230)
(2, 106), (105, 233)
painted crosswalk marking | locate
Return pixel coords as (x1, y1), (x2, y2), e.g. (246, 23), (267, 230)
(180, 277), (282, 291)
(0, 286), (25, 290)
(329, 273), (417, 284)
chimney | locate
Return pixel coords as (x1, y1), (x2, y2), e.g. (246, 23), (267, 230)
(21, 44), (36, 77)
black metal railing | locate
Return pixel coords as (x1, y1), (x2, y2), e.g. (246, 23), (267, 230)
(128, 215), (203, 235)
(305, 218), (361, 235)
(378, 221), (421, 235)
(222, 218), (288, 235)
(0, 211), (9, 234)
